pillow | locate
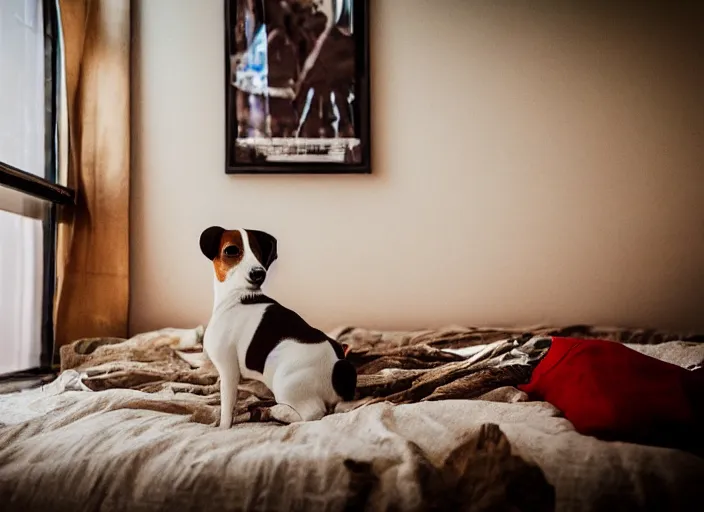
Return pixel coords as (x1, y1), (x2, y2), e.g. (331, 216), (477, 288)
(519, 337), (704, 454)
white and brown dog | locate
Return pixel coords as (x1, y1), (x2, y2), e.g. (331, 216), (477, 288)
(200, 226), (356, 429)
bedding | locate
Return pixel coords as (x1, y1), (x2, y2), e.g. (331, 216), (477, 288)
(520, 336), (704, 454)
(0, 324), (702, 511)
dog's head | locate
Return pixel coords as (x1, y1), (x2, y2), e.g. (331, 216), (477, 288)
(199, 226), (277, 290)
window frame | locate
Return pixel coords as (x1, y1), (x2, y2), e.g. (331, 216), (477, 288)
(0, 0), (75, 378)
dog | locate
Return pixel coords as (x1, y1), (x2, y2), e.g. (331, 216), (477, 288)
(199, 226), (357, 429)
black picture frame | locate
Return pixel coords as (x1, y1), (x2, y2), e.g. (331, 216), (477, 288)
(224, 0), (370, 174)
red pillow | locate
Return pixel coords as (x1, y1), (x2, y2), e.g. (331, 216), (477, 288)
(519, 337), (704, 453)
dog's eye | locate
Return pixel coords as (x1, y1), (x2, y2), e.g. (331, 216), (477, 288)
(223, 246), (240, 257)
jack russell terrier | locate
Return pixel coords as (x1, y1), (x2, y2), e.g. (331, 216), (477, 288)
(200, 226), (357, 429)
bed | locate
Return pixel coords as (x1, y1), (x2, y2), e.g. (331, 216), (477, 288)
(0, 324), (702, 511)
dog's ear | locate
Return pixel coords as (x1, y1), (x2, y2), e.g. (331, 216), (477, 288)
(199, 226), (225, 260)
(247, 230), (278, 268)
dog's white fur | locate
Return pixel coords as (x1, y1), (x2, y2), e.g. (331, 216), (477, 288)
(203, 229), (346, 429)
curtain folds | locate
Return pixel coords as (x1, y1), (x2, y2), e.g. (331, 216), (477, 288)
(54, 0), (131, 351)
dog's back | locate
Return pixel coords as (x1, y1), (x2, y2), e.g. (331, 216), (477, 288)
(239, 296), (356, 410)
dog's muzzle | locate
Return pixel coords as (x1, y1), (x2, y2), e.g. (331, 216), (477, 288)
(248, 267), (266, 286)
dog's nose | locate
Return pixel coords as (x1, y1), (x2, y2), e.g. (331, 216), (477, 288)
(248, 267), (266, 285)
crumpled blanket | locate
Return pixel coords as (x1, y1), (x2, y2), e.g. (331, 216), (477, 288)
(57, 323), (702, 424)
(0, 386), (561, 512)
(0, 323), (701, 512)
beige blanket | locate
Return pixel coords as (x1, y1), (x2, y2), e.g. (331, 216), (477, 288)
(0, 324), (702, 511)
(55, 323), (703, 423)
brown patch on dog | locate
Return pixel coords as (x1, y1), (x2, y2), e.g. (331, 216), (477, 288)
(213, 230), (244, 282)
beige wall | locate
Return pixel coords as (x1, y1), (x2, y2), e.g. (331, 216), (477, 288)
(131, 0), (704, 335)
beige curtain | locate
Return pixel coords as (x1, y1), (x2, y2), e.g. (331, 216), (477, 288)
(54, 0), (131, 352)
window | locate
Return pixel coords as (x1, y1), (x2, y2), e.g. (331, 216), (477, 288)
(0, 209), (44, 374)
(0, 0), (74, 376)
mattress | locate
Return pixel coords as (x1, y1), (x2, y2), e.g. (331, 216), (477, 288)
(0, 324), (702, 511)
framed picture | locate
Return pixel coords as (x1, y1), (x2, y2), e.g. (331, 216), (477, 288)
(224, 0), (370, 174)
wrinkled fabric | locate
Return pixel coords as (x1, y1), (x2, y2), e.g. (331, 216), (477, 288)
(1, 390), (703, 512)
(54, 0), (131, 350)
(54, 324), (704, 423)
(0, 394), (556, 512)
(1, 323), (702, 511)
